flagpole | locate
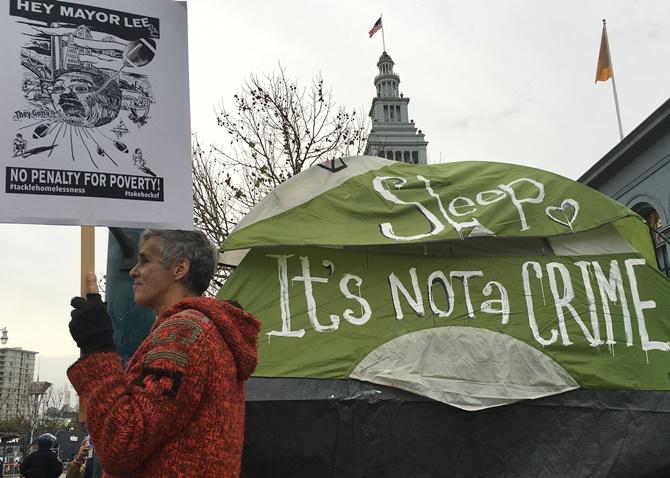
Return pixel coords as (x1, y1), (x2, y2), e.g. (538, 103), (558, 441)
(381, 13), (386, 51)
(604, 19), (624, 141)
(610, 75), (624, 141)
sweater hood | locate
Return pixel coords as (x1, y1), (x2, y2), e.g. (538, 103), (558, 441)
(161, 296), (261, 380)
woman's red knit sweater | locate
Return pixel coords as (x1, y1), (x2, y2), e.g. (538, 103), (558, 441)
(68, 297), (260, 478)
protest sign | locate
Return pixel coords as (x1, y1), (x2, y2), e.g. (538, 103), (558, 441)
(1, 0), (191, 229)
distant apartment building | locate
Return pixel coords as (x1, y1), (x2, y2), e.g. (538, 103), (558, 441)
(0, 347), (37, 421)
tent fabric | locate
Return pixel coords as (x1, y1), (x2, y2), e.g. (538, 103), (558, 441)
(219, 247), (249, 268)
(222, 224), (641, 267)
(221, 244), (670, 409)
(222, 157), (651, 254)
(350, 326), (579, 410)
(218, 157), (668, 411)
(235, 156), (391, 231)
(548, 223), (635, 256)
(613, 215), (659, 266)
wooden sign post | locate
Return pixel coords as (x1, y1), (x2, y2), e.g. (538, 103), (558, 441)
(80, 226), (95, 297)
(79, 225), (94, 423)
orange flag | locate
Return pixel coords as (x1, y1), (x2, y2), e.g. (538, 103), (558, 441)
(595, 21), (612, 82)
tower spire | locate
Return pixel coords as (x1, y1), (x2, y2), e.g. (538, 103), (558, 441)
(364, 51), (428, 164)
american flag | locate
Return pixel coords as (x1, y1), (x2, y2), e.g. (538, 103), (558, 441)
(368, 17), (382, 38)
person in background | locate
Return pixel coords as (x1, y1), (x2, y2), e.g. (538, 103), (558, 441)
(65, 438), (91, 478)
(19, 434), (61, 478)
(67, 229), (261, 477)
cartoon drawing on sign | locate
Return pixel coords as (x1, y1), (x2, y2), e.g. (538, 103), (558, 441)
(13, 18), (157, 175)
(111, 118), (130, 138)
(12, 131), (57, 158)
(12, 133), (27, 156)
(546, 199), (580, 232)
(51, 66), (121, 127)
(132, 147), (156, 177)
(132, 147), (145, 168)
(128, 96), (150, 126)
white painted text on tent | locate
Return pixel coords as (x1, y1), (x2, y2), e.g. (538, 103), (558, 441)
(266, 255), (668, 353)
(373, 175), (582, 239)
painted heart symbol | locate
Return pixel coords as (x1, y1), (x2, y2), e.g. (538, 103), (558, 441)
(545, 199), (580, 231)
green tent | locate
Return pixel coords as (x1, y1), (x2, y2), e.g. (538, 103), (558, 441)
(219, 156), (670, 411)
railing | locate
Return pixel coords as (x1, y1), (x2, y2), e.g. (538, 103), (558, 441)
(374, 73), (399, 82)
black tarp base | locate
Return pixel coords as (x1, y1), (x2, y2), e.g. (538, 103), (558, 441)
(242, 378), (670, 478)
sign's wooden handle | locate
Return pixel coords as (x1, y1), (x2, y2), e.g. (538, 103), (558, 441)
(78, 225), (95, 423)
(80, 226), (95, 297)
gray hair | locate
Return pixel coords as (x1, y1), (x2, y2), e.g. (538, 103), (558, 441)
(140, 229), (218, 295)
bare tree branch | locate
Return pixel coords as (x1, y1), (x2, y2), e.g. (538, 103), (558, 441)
(193, 66), (369, 295)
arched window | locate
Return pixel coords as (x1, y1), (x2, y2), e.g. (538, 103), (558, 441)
(634, 203), (663, 244)
(633, 203), (668, 276)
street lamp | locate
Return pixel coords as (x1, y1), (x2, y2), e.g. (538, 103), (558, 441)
(27, 381), (51, 449)
(0, 328), (7, 345)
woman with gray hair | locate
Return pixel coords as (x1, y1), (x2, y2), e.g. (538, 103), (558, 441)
(67, 229), (260, 478)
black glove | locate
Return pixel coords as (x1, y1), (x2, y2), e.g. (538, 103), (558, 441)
(69, 293), (116, 355)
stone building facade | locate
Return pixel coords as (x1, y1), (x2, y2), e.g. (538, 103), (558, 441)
(365, 51), (428, 164)
(579, 98), (670, 276)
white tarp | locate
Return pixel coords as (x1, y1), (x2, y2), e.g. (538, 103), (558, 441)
(350, 326), (580, 410)
(549, 223), (635, 256)
(235, 156), (392, 231)
(1, 0), (192, 229)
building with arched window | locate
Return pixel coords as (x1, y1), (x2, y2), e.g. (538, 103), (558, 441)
(365, 51), (428, 164)
(579, 98), (670, 276)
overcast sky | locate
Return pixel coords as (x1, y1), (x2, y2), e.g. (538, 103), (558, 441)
(1, 0), (668, 388)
